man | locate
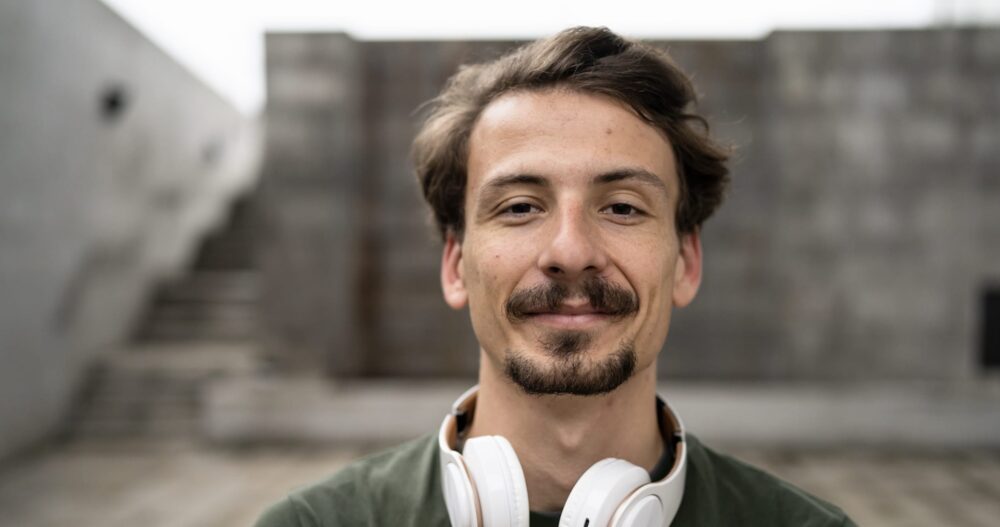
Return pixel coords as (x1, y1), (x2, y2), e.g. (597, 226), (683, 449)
(256, 27), (855, 526)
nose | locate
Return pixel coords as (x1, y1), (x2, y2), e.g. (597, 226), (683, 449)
(537, 204), (609, 281)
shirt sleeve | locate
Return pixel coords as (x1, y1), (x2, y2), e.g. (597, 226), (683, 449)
(839, 514), (860, 527)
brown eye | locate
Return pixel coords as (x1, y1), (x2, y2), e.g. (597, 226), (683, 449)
(506, 203), (538, 215)
(609, 203), (637, 215)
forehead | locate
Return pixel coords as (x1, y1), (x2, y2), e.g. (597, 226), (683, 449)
(466, 89), (678, 197)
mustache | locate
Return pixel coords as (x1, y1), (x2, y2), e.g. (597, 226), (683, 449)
(504, 277), (639, 323)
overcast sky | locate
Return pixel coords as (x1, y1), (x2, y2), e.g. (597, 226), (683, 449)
(101, 0), (1000, 115)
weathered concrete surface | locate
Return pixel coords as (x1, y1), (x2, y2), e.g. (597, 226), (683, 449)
(0, 440), (363, 527)
(203, 378), (1000, 448)
(0, 0), (259, 460)
(0, 437), (997, 527)
(260, 28), (1000, 381)
(258, 33), (365, 375)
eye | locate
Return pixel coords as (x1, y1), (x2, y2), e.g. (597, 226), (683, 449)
(608, 203), (638, 216)
(602, 202), (644, 218)
(502, 202), (541, 216)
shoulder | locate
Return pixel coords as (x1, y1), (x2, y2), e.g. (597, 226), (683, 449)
(253, 433), (449, 527)
(677, 434), (855, 527)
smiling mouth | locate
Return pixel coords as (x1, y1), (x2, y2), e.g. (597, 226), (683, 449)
(505, 277), (639, 325)
(524, 304), (615, 330)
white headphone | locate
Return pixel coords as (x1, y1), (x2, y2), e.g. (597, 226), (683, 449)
(438, 386), (687, 527)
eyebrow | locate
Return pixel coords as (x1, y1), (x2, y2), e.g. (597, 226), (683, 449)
(476, 173), (550, 211)
(592, 168), (671, 198)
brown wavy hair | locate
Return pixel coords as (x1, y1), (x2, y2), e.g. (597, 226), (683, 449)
(412, 26), (730, 239)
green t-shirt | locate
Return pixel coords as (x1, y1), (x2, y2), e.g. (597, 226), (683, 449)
(255, 433), (856, 527)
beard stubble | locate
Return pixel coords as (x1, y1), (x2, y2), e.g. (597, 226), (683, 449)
(502, 277), (640, 396)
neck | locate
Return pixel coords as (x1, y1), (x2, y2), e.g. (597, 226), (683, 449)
(466, 349), (663, 513)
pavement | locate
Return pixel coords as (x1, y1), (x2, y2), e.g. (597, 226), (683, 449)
(1, 436), (998, 527)
(7, 373), (1000, 526)
(206, 377), (1000, 447)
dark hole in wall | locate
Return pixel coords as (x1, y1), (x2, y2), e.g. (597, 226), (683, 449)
(982, 286), (1000, 370)
(99, 83), (129, 122)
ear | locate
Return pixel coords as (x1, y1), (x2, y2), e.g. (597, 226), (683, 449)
(671, 230), (703, 308)
(441, 231), (468, 310)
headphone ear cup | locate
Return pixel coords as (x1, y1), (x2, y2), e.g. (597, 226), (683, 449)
(559, 459), (650, 527)
(463, 436), (530, 527)
(442, 457), (478, 527)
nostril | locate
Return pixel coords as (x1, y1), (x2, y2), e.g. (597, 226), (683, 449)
(547, 266), (563, 274)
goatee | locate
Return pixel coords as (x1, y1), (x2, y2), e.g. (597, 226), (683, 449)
(504, 342), (638, 396)
(502, 276), (640, 396)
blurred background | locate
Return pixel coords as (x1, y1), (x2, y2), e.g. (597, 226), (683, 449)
(1, 0), (1000, 525)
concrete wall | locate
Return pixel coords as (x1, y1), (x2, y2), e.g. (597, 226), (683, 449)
(670, 30), (1000, 379)
(260, 28), (999, 381)
(258, 34), (365, 374)
(0, 0), (259, 459)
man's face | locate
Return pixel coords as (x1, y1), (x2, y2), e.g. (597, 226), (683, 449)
(441, 89), (702, 395)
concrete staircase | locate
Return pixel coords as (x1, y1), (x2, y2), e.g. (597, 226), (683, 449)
(72, 345), (260, 439)
(70, 195), (264, 441)
(135, 195), (259, 343)
(134, 270), (260, 342)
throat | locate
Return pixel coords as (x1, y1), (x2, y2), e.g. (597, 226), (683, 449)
(518, 420), (665, 512)
(470, 358), (664, 512)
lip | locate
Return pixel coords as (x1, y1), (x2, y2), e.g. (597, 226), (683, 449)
(526, 312), (611, 330)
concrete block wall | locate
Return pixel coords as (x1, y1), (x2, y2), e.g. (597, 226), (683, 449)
(0, 0), (259, 459)
(668, 29), (1000, 379)
(260, 28), (998, 381)
(360, 42), (516, 377)
(259, 33), (365, 374)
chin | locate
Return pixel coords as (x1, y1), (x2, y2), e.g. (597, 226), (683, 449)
(502, 338), (638, 396)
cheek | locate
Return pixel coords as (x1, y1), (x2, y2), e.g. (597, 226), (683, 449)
(652, 250), (679, 315)
(618, 239), (677, 338)
(463, 243), (519, 309)
(616, 237), (675, 292)
(462, 242), (535, 347)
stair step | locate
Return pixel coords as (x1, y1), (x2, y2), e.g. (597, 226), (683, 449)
(71, 193), (263, 440)
(77, 406), (199, 424)
(72, 393), (202, 437)
(79, 403), (198, 416)
(108, 344), (262, 369)
(137, 306), (258, 341)
(95, 374), (203, 387)
(73, 417), (200, 438)
(69, 346), (264, 440)
(138, 322), (257, 342)
(145, 302), (257, 324)
(84, 387), (200, 402)
(83, 396), (199, 411)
